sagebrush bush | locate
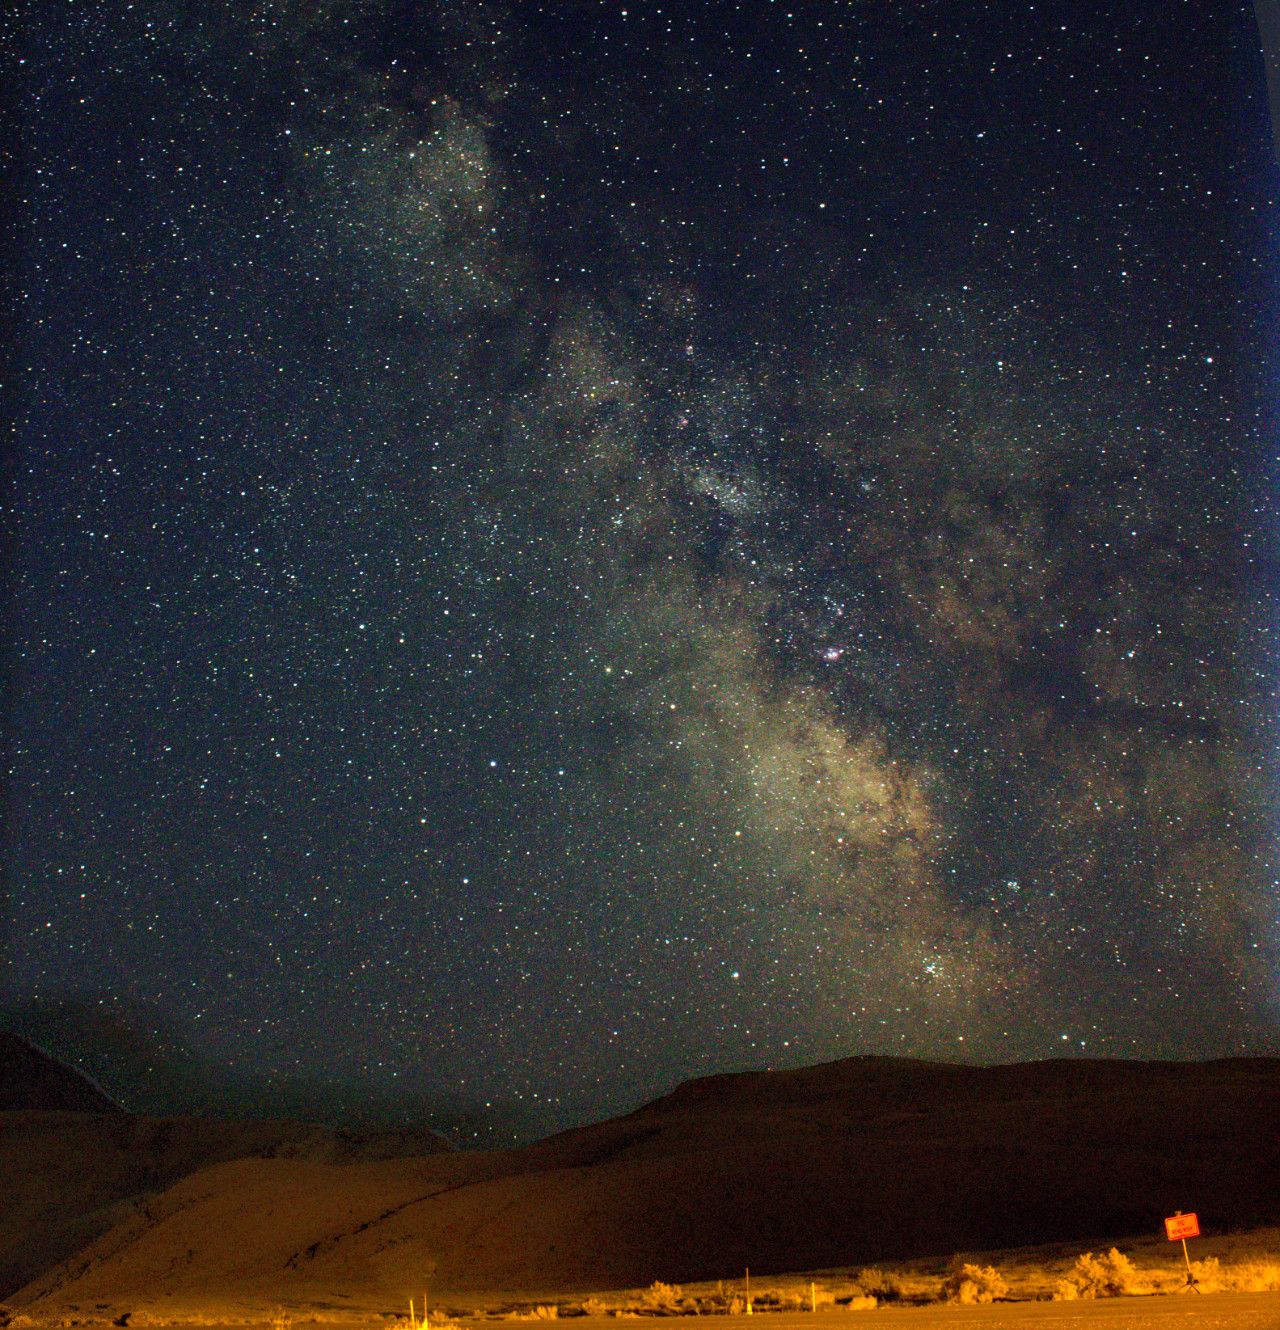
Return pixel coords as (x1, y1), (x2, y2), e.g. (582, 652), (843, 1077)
(1231, 1260), (1280, 1292)
(750, 1288), (806, 1311)
(1055, 1248), (1143, 1299)
(853, 1267), (903, 1301)
(640, 1282), (683, 1313)
(942, 1263), (1008, 1304)
(1189, 1257), (1280, 1293)
(1190, 1257), (1223, 1293)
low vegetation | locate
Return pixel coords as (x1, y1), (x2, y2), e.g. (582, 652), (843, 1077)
(461, 1224), (1280, 1318)
(941, 1262), (1008, 1304)
(1053, 1247), (1144, 1299)
(1189, 1257), (1280, 1293)
(36, 1227), (1274, 1327)
(1048, 1245), (1280, 1300)
(850, 1267), (902, 1302)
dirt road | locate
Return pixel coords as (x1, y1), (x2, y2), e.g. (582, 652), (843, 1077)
(676, 1293), (1280, 1328)
(18, 1295), (1280, 1330)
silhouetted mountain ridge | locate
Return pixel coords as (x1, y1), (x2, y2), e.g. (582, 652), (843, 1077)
(1, 995), (544, 1146)
(0, 1032), (122, 1113)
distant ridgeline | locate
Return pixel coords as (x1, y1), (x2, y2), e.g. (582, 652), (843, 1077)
(0, 997), (538, 1146)
(0, 1031), (121, 1113)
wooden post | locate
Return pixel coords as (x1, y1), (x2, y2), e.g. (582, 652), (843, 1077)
(745, 1268), (751, 1316)
(809, 1282), (816, 1313)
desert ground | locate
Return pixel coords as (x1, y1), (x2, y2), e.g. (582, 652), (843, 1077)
(6, 1292), (1280, 1330)
(4, 1040), (1280, 1329)
(616, 1302), (1277, 1326)
(6, 1215), (1280, 1330)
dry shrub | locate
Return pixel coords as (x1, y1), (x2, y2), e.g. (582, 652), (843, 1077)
(1054, 1248), (1144, 1299)
(688, 1286), (734, 1315)
(853, 1268), (902, 1302)
(750, 1288), (806, 1311)
(1229, 1260), (1280, 1292)
(576, 1299), (609, 1317)
(941, 1263), (1008, 1304)
(1190, 1257), (1223, 1293)
(1191, 1258), (1280, 1293)
(638, 1283), (683, 1315)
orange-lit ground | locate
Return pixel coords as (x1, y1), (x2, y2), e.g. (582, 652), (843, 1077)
(732, 1298), (1280, 1326)
(9, 1298), (1280, 1330)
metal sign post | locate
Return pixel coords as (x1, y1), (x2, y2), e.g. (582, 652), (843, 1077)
(1163, 1211), (1201, 1292)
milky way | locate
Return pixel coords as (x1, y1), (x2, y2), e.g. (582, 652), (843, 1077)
(10, 2), (1280, 1134)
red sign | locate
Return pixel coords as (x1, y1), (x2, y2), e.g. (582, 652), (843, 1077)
(1165, 1212), (1200, 1241)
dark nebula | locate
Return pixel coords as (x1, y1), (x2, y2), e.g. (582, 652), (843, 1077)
(10, 1), (1280, 1133)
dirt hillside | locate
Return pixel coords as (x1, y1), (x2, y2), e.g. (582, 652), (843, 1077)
(0, 1108), (451, 1300)
(10, 1055), (1280, 1317)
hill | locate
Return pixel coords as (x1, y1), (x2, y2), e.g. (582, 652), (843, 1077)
(0, 1031), (121, 1113)
(1, 997), (535, 1145)
(8, 1054), (1280, 1319)
(0, 1108), (452, 1300)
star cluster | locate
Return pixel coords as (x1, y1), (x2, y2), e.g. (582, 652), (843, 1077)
(10, 1), (1280, 1131)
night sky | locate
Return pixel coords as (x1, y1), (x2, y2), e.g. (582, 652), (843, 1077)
(10, 1), (1280, 1133)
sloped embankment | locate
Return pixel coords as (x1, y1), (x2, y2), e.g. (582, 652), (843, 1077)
(10, 1056), (1280, 1310)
